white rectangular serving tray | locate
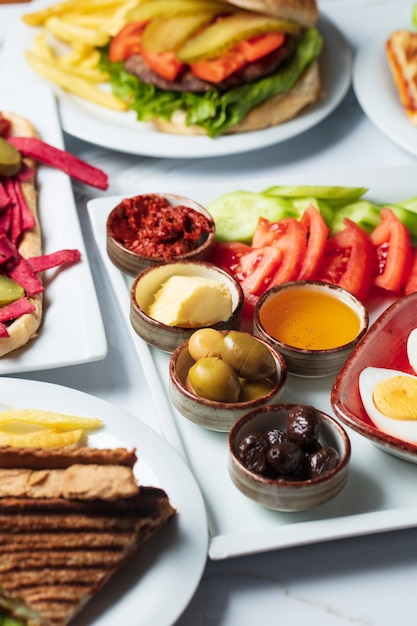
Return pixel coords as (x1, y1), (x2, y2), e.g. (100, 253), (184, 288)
(88, 164), (417, 560)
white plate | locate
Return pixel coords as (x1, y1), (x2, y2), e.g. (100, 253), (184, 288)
(0, 377), (208, 626)
(353, 10), (417, 157)
(2, 3), (352, 158)
(88, 164), (417, 560)
(0, 84), (107, 374)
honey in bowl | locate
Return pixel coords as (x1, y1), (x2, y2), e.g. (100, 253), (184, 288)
(253, 281), (369, 378)
(259, 285), (361, 350)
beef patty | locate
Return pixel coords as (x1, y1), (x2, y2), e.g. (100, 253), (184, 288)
(124, 35), (298, 93)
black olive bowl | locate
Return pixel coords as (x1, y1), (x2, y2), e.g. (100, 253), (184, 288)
(228, 404), (351, 511)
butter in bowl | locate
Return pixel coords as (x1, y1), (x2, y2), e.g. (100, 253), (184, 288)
(130, 260), (244, 353)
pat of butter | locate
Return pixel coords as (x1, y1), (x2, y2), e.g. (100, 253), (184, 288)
(148, 275), (233, 327)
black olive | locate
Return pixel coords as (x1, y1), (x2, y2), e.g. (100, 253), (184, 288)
(287, 405), (321, 447)
(238, 432), (268, 475)
(308, 447), (340, 479)
(264, 428), (289, 447)
(266, 441), (305, 476)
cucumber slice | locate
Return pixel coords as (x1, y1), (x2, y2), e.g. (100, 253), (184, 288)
(263, 185), (368, 202)
(206, 191), (294, 243)
(0, 137), (22, 177)
(330, 201), (381, 233)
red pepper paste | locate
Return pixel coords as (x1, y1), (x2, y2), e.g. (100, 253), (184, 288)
(108, 194), (214, 259)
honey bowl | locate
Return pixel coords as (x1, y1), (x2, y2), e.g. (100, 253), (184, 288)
(107, 193), (216, 277)
(253, 280), (369, 377)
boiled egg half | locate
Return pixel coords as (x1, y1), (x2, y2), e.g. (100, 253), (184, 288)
(359, 327), (417, 443)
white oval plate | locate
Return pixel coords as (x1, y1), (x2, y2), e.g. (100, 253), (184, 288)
(2, 4), (352, 158)
(0, 378), (208, 626)
(353, 13), (417, 157)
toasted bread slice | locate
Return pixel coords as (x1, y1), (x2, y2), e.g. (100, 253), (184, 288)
(0, 447), (176, 626)
(386, 30), (417, 123)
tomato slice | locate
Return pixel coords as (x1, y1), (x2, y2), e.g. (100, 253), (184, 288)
(404, 246), (417, 295)
(370, 207), (412, 293)
(268, 218), (306, 286)
(141, 48), (184, 81)
(298, 205), (329, 280)
(189, 49), (246, 83)
(109, 22), (145, 63)
(236, 32), (286, 62)
(317, 218), (377, 301)
(212, 242), (281, 319)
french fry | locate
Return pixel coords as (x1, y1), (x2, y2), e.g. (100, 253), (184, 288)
(25, 51), (128, 110)
(0, 428), (84, 448)
(44, 16), (110, 47)
(0, 408), (103, 430)
(31, 32), (56, 61)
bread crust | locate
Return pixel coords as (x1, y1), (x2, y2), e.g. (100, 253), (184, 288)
(0, 111), (43, 358)
(222, 0), (318, 27)
(152, 59), (321, 135)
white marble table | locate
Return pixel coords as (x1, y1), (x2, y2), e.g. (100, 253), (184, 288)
(2, 0), (417, 624)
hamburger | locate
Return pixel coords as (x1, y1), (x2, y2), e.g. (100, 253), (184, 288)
(102, 0), (323, 137)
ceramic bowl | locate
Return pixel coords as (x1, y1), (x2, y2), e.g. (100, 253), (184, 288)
(107, 193), (216, 277)
(169, 331), (287, 432)
(331, 292), (417, 464)
(228, 403), (351, 511)
(130, 261), (244, 353)
(253, 280), (369, 377)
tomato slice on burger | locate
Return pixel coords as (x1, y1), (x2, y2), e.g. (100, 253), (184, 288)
(317, 218), (377, 301)
(370, 207), (412, 293)
(189, 49), (246, 83)
(108, 22), (145, 63)
(237, 32), (286, 62)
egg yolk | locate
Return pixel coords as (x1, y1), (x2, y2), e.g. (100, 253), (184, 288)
(373, 376), (417, 420)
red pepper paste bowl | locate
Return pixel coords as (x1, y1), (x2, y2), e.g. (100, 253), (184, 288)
(106, 193), (216, 277)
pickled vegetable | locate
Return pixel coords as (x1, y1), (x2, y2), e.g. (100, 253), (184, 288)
(0, 137), (22, 177)
(142, 14), (215, 53)
(220, 331), (276, 381)
(177, 13), (300, 63)
(188, 356), (240, 402)
(127, 0), (237, 23)
(188, 328), (223, 361)
(0, 276), (24, 307)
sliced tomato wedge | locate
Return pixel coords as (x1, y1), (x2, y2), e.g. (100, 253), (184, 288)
(212, 241), (281, 319)
(108, 22), (145, 63)
(141, 48), (184, 81)
(404, 246), (417, 295)
(189, 48), (246, 83)
(370, 207), (412, 293)
(236, 32), (286, 62)
(317, 218), (377, 301)
(298, 204), (329, 280)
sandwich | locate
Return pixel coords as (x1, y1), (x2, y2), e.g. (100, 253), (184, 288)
(0, 111), (107, 358)
(0, 445), (176, 626)
(103, 0), (323, 137)
(386, 30), (417, 124)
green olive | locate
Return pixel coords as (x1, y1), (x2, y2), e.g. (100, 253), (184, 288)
(238, 379), (275, 402)
(0, 275), (24, 307)
(220, 331), (276, 380)
(188, 356), (241, 403)
(188, 328), (223, 361)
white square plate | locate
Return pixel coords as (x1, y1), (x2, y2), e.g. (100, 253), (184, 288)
(0, 83), (107, 373)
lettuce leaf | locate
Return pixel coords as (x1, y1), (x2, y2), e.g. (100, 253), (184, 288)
(102, 27), (323, 137)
